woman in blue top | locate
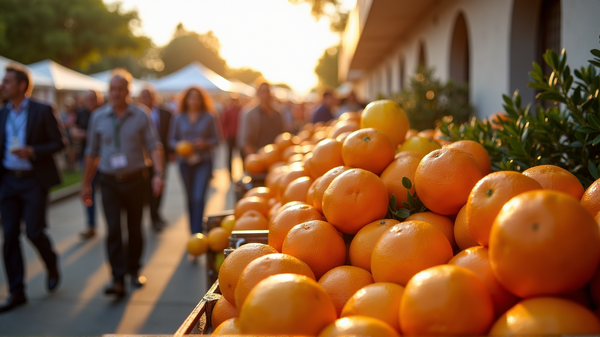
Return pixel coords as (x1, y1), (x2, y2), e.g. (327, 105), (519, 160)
(168, 86), (220, 234)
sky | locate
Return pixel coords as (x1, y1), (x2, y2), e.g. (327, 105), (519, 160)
(108, 0), (355, 94)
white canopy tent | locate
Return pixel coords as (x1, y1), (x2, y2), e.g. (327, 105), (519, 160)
(28, 60), (107, 92)
(90, 70), (150, 97)
(0, 55), (56, 104)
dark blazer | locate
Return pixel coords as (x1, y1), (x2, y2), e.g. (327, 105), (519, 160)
(156, 107), (172, 155)
(0, 99), (67, 189)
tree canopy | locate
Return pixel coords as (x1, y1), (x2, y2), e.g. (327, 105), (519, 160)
(0, 0), (150, 69)
(315, 46), (339, 88)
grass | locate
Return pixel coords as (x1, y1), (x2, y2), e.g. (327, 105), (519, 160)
(51, 170), (82, 192)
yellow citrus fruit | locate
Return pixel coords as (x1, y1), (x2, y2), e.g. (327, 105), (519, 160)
(220, 215), (236, 234)
(399, 136), (441, 157)
(187, 233), (209, 256)
(360, 100), (409, 147)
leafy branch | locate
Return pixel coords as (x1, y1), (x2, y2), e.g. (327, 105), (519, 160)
(386, 177), (428, 221)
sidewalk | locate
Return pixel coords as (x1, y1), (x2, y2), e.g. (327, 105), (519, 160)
(0, 143), (240, 335)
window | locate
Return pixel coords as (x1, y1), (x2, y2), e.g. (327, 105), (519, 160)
(449, 12), (470, 86)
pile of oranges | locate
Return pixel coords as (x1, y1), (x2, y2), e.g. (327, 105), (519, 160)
(205, 100), (600, 336)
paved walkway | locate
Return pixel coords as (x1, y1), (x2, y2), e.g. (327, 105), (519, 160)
(0, 143), (241, 335)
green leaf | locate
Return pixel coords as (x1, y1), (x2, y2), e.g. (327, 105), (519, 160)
(402, 176), (412, 190)
(592, 49), (600, 58)
(590, 60), (600, 68)
(536, 92), (567, 104)
(589, 160), (600, 180)
(589, 114), (600, 130)
(395, 209), (410, 219)
(544, 50), (556, 69)
(568, 141), (584, 147)
(389, 194), (397, 211)
(592, 134), (600, 146)
(564, 75), (573, 92)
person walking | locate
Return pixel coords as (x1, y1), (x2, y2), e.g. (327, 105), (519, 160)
(72, 90), (103, 240)
(168, 86), (219, 234)
(220, 95), (241, 180)
(81, 69), (165, 297)
(0, 65), (66, 313)
(139, 86), (172, 232)
(312, 89), (337, 124)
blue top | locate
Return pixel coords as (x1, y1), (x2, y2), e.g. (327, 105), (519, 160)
(3, 98), (33, 170)
(312, 104), (334, 124)
(168, 111), (219, 164)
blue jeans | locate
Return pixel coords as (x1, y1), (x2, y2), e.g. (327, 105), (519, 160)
(85, 173), (97, 228)
(179, 160), (213, 234)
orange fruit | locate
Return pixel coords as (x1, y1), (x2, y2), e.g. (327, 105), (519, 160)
(207, 227), (229, 251)
(322, 168), (389, 234)
(341, 128), (395, 175)
(581, 178), (600, 216)
(244, 154), (266, 174)
(281, 176), (313, 204)
(239, 274), (337, 335)
(318, 316), (400, 337)
(268, 203), (323, 252)
(218, 243), (278, 305)
(281, 145), (304, 161)
(257, 144), (281, 168)
(338, 111), (361, 123)
(381, 156), (421, 208)
(405, 128), (418, 140)
(187, 233), (209, 256)
(267, 201), (281, 220)
(487, 112), (511, 130)
(274, 132), (295, 150)
(212, 296), (238, 328)
(235, 253), (315, 309)
(371, 221), (453, 286)
(244, 186), (274, 200)
(466, 171), (542, 246)
(318, 266), (374, 316)
(400, 264), (494, 335)
(308, 139), (344, 178)
(287, 153), (304, 163)
(175, 140), (194, 157)
(400, 136), (441, 157)
(301, 152), (313, 172)
(489, 190), (600, 298)
(265, 165), (288, 191)
(335, 131), (352, 143)
(445, 140), (491, 174)
(417, 128), (435, 139)
(449, 246), (520, 317)
(233, 210), (268, 230)
(522, 164), (585, 200)
(589, 266), (600, 308)
(234, 196), (269, 219)
(394, 149), (423, 160)
(406, 212), (457, 250)
(489, 297), (600, 334)
(306, 177), (319, 206)
(415, 148), (484, 215)
(349, 219), (399, 272)
(341, 282), (404, 333)
(212, 317), (241, 335)
(277, 165), (308, 198)
(330, 120), (359, 139)
(282, 220), (347, 279)
(312, 166), (350, 213)
(360, 100), (409, 146)
(454, 204), (479, 251)
(220, 215), (236, 233)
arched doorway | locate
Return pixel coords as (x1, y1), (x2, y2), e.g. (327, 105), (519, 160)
(449, 12), (469, 86)
(417, 41), (426, 70)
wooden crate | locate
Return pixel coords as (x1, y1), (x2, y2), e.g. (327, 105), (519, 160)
(203, 210), (234, 289)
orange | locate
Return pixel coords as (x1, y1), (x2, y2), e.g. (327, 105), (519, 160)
(371, 221), (453, 286)
(454, 204), (479, 251)
(349, 219), (399, 272)
(581, 177), (600, 216)
(335, 131), (352, 143)
(187, 233), (209, 256)
(322, 168), (389, 234)
(239, 274), (337, 335)
(487, 112), (511, 130)
(489, 190), (600, 298)
(341, 282), (404, 333)
(301, 152), (313, 172)
(287, 153), (304, 163)
(400, 264), (494, 335)
(277, 165), (308, 199)
(281, 145), (304, 161)
(394, 149), (423, 160)
(318, 266), (374, 316)
(207, 227), (229, 251)
(274, 132), (295, 150)
(220, 215), (236, 233)
(417, 128), (435, 139)
(235, 253), (315, 309)
(233, 210), (268, 230)
(445, 140), (491, 174)
(312, 166), (350, 213)
(405, 128), (418, 140)
(330, 120), (359, 139)
(589, 266), (600, 308)
(308, 139), (344, 178)
(244, 153), (266, 174)
(281, 176), (313, 204)
(414, 148), (484, 215)
(338, 111), (361, 123)
(312, 130), (328, 144)
(175, 140), (194, 157)
(257, 144), (281, 168)
(360, 100), (409, 146)
(318, 316), (400, 337)
(218, 243), (278, 305)
(341, 128), (395, 175)
(522, 164), (585, 200)
(268, 203), (323, 252)
(212, 317), (241, 335)
(212, 296), (238, 328)
(306, 177), (319, 206)
(406, 212), (457, 250)
(400, 136), (441, 157)
(265, 165), (288, 191)
(449, 246), (520, 317)
(466, 171), (542, 246)
(489, 297), (600, 334)
(234, 196), (269, 219)
(267, 201), (281, 220)
(282, 220), (347, 279)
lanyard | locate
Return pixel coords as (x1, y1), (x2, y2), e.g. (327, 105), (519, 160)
(111, 113), (128, 150)
(8, 111), (27, 136)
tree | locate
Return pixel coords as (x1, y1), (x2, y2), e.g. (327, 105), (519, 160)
(315, 45), (339, 88)
(288, 0), (349, 33)
(0, 0), (150, 69)
(160, 23), (228, 77)
(228, 67), (263, 85)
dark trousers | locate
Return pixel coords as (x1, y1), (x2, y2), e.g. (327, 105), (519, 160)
(145, 166), (165, 223)
(98, 172), (145, 283)
(85, 173), (98, 228)
(0, 173), (57, 295)
(179, 161), (212, 234)
(226, 136), (237, 176)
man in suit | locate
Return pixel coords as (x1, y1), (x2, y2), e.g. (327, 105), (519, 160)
(0, 65), (66, 313)
(139, 87), (171, 232)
